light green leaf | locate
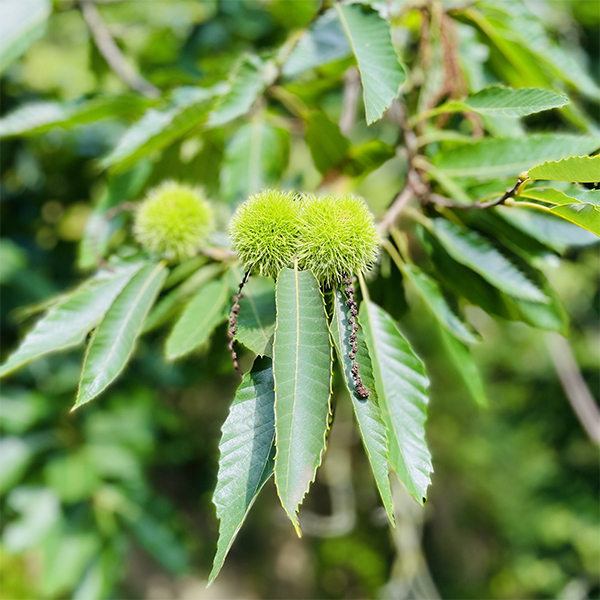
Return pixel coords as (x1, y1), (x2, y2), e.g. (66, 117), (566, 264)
(102, 86), (223, 172)
(331, 288), (394, 524)
(548, 204), (600, 236)
(359, 299), (432, 504)
(527, 155), (600, 183)
(432, 219), (548, 303)
(0, 0), (50, 75)
(434, 134), (600, 179)
(143, 263), (223, 333)
(165, 279), (229, 360)
(75, 262), (168, 408)
(235, 276), (276, 358)
(437, 326), (487, 407)
(0, 435), (52, 495)
(0, 262), (144, 377)
(305, 111), (350, 174)
(335, 4), (405, 125)
(221, 120), (290, 202)
(207, 56), (270, 128)
(273, 266), (332, 533)
(402, 263), (478, 345)
(0, 96), (153, 139)
(283, 9), (351, 78)
(208, 356), (276, 586)
(518, 187), (580, 206)
(343, 140), (396, 178)
(425, 86), (567, 120)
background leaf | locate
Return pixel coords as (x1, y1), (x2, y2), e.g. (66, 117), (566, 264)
(208, 356), (276, 585)
(335, 4), (405, 125)
(331, 288), (394, 525)
(273, 267), (331, 533)
(75, 262), (168, 408)
(0, 262), (144, 377)
(434, 134), (600, 179)
(305, 111), (349, 174)
(165, 278), (229, 360)
(359, 299), (432, 505)
(220, 120), (290, 202)
(432, 219), (548, 302)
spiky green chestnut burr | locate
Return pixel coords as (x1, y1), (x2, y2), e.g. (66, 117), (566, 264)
(298, 194), (379, 286)
(229, 190), (302, 280)
(134, 181), (213, 261)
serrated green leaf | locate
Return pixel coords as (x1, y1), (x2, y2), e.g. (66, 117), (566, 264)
(437, 326), (487, 407)
(305, 111), (350, 174)
(0, 0), (50, 75)
(434, 134), (600, 179)
(527, 155), (600, 182)
(548, 204), (600, 236)
(335, 4), (405, 125)
(0, 262), (144, 378)
(207, 56), (269, 128)
(283, 9), (351, 78)
(101, 86), (222, 172)
(221, 120), (290, 202)
(402, 263), (478, 345)
(518, 187), (580, 206)
(432, 219), (548, 303)
(165, 279), (229, 360)
(331, 288), (394, 524)
(208, 356), (276, 586)
(75, 262), (168, 408)
(235, 277), (276, 358)
(143, 263), (223, 333)
(431, 86), (567, 120)
(0, 96), (154, 139)
(496, 205), (598, 252)
(359, 298), (432, 504)
(273, 266), (332, 534)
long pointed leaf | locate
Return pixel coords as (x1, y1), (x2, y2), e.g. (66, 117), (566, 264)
(335, 4), (405, 125)
(75, 262), (168, 408)
(165, 278), (229, 360)
(527, 155), (600, 182)
(0, 262), (144, 378)
(432, 219), (548, 303)
(331, 288), (394, 525)
(273, 267), (332, 534)
(208, 356), (276, 585)
(359, 299), (432, 504)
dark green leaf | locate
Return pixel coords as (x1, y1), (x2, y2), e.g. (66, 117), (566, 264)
(305, 111), (349, 174)
(432, 219), (548, 303)
(331, 288), (394, 524)
(359, 299), (432, 504)
(208, 356), (276, 585)
(273, 267), (332, 533)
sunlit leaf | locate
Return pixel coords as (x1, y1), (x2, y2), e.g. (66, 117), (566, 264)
(273, 266), (331, 533)
(0, 261), (144, 378)
(75, 262), (168, 408)
(527, 155), (600, 183)
(335, 4), (405, 125)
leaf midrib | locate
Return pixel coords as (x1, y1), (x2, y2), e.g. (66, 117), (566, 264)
(85, 263), (163, 395)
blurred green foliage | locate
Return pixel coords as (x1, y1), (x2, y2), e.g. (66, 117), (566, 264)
(1, 0), (599, 599)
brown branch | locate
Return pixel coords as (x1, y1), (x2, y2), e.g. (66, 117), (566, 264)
(546, 333), (600, 445)
(80, 0), (160, 98)
(228, 269), (252, 376)
(428, 176), (526, 210)
(339, 68), (360, 135)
